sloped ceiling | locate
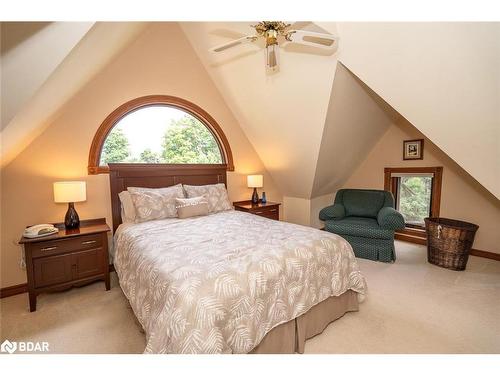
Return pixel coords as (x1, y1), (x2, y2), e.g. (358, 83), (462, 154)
(2, 22), (497, 202)
(181, 22), (407, 199)
(311, 63), (396, 198)
(1, 22), (94, 128)
(180, 22), (339, 198)
(1, 22), (148, 167)
(321, 22), (500, 199)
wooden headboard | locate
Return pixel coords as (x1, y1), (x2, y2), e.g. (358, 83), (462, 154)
(108, 163), (228, 232)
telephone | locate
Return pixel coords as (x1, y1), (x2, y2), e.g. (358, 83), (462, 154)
(23, 224), (59, 238)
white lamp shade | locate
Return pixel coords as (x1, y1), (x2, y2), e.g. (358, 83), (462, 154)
(54, 181), (86, 203)
(247, 175), (263, 188)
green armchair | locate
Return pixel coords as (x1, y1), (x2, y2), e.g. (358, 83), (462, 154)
(319, 189), (405, 262)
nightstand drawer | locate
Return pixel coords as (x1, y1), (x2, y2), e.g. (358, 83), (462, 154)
(30, 233), (103, 258)
(233, 201), (281, 221)
(254, 208), (279, 220)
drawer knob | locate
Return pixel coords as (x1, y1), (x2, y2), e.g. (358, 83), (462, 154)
(82, 240), (97, 245)
(255, 211), (263, 214)
(40, 246), (57, 252)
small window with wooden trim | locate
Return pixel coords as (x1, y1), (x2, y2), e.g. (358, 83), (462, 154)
(88, 95), (234, 174)
(384, 167), (443, 241)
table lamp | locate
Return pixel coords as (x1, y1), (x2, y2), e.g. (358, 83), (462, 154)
(53, 181), (86, 229)
(247, 175), (263, 204)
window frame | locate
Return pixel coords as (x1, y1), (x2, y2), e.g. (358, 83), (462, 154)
(384, 166), (443, 242)
(88, 95), (234, 174)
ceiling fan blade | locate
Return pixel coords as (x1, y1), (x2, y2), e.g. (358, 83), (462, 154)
(287, 30), (337, 49)
(209, 35), (257, 53)
(288, 21), (313, 30)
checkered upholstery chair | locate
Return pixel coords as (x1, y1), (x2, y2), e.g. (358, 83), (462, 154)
(319, 189), (405, 262)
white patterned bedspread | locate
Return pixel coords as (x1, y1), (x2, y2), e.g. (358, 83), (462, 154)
(114, 210), (367, 354)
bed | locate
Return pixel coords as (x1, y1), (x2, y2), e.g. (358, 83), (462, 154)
(109, 164), (367, 354)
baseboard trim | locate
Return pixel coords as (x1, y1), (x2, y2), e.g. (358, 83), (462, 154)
(397, 227), (426, 239)
(469, 249), (500, 261)
(395, 235), (500, 262)
(0, 283), (28, 298)
(1, 264), (116, 299)
(395, 232), (427, 245)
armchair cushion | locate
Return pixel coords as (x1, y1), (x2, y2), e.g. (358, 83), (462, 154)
(342, 190), (386, 218)
(325, 217), (394, 240)
(319, 203), (345, 221)
(377, 207), (405, 230)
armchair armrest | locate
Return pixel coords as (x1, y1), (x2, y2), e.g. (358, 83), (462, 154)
(319, 204), (345, 221)
(377, 207), (405, 230)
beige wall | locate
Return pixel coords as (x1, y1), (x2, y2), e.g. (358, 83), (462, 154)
(335, 22), (500, 198)
(343, 118), (500, 253)
(283, 197), (311, 226)
(0, 23), (282, 288)
(310, 194), (334, 229)
(282, 194), (333, 228)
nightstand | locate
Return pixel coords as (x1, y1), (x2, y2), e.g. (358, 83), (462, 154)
(233, 200), (281, 221)
(19, 218), (111, 312)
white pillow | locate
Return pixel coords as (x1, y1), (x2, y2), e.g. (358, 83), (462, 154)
(183, 183), (232, 213)
(128, 184), (185, 222)
(118, 191), (136, 223)
(175, 195), (209, 219)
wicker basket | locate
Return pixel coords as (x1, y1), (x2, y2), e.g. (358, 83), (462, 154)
(424, 217), (479, 271)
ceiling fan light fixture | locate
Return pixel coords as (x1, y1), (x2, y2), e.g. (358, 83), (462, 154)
(265, 29), (279, 47)
(209, 21), (338, 72)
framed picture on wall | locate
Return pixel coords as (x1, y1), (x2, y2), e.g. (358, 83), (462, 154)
(403, 139), (424, 160)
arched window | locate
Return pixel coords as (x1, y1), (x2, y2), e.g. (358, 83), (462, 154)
(88, 95), (234, 174)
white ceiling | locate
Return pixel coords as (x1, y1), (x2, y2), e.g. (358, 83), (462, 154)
(1, 22), (148, 167)
(181, 22), (401, 199)
(183, 21), (500, 200)
(181, 22), (341, 198)
(1, 22), (94, 129)
(312, 63), (395, 198)
(332, 22), (500, 199)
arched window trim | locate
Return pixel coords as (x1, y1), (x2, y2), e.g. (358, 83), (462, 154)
(88, 95), (235, 174)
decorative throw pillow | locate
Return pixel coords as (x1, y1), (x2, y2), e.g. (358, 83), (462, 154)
(128, 184), (185, 222)
(175, 196), (209, 219)
(183, 183), (232, 213)
(118, 190), (136, 223)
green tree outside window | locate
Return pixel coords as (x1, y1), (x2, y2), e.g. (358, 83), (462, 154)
(99, 114), (222, 165)
(139, 148), (162, 163)
(398, 176), (432, 224)
(161, 116), (222, 164)
(100, 128), (131, 164)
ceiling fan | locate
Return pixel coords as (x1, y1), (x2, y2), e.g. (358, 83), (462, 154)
(209, 21), (337, 70)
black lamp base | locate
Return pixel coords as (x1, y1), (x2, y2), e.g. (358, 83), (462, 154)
(251, 188), (259, 205)
(64, 202), (80, 229)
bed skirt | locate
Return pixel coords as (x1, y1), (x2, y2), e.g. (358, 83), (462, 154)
(129, 289), (359, 353)
(250, 289), (359, 354)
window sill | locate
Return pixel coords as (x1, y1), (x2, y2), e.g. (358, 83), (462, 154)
(397, 226), (426, 239)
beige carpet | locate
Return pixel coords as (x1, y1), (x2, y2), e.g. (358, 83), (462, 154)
(1, 241), (499, 354)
